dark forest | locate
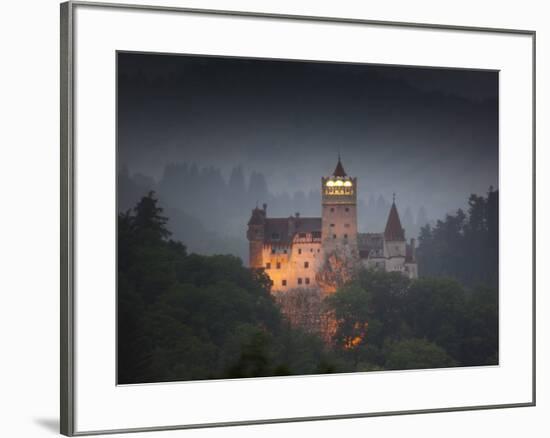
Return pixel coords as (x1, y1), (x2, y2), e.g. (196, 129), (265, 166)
(118, 190), (498, 383)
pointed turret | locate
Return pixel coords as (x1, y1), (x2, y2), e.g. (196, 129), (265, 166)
(332, 154), (347, 177)
(384, 197), (405, 241)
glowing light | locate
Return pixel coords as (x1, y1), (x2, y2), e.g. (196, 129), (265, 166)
(335, 180), (344, 187)
(344, 181), (352, 187)
(326, 180), (335, 187)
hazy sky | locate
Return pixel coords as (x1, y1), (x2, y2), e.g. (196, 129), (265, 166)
(118, 52), (498, 219)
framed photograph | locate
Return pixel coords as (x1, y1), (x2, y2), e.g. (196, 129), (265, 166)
(60, 1), (536, 435)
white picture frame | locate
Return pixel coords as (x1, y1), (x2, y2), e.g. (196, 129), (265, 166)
(60, 1), (535, 435)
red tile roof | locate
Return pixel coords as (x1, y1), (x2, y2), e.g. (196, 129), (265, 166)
(384, 202), (405, 241)
(264, 217), (321, 245)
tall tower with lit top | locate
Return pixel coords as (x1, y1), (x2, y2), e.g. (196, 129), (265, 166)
(321, 156), (358, 255)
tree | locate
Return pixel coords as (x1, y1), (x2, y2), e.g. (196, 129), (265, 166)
(384, 338), (456, 370)
(325, 284), (370, 365)
(403, 278), (466, 359)
(118, 192), (341, 384)
(326, 268), (497, 370)
(355, 269), (411, 346)
(460, 285), (498, 366)
(248, 171), (269, 204)
(417, 188), (498, 288)
(326, 269), (411, 368)
(132, 190), (171, 242)
(228, 165), (246, 194)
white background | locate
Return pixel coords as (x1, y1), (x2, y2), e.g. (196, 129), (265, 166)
(0, 0), (547, 437)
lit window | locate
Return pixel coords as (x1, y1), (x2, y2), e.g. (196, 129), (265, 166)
(266, 262), (271, 269)
(335, 180), (344, 187)
(304, 262), (309, 268)
(326, 180), (335, 187)
(344, 181), (352, 187)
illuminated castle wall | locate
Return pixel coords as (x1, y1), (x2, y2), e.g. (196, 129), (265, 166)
(247, 158), (418, 293)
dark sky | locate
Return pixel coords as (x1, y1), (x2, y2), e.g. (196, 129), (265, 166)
(118, 52), (498, 219)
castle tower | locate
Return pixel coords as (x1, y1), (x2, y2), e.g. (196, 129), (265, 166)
(321, 156), (358, 255)
(247, 204), (266, 268)
(384, 195), (407, 259)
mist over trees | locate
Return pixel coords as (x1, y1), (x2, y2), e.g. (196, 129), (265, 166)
(118, 54), (499, 219)
(118, 163), (431, 263)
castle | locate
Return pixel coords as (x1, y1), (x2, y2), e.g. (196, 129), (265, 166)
(247, 157), (418, 294)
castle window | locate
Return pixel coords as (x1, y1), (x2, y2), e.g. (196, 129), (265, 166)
(266, 262), (271, 269)
(333, 234), (337, 239)
(271, 232), (280, 240)
(344, 223), (350, 228)
(299, 233), (306, 238)
(298, 278), (303, 285)
(344, 234), (348, 239)
(283, 249), (287, 254)
(330, 223), (335, 227)
(298, 248), (302, 255)
(276, 262), (281, 269)
(317, 249), (320, 253)
(305, 278), (310, 285)
(345, 207), (349, 212)
(304, 261), (309, 268)
(282, 280), (287, 286)
(271, 248), (276, 254)
(310, 248), (313, 252)
(330, 207), (335, 212)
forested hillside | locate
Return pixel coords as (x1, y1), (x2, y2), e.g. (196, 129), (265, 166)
(416, 188), (498, 287)
(118, 192), (498, 384)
